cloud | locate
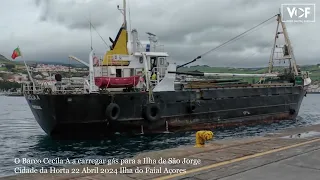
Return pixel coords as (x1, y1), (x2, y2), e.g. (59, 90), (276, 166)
(0, 0), (318, 68)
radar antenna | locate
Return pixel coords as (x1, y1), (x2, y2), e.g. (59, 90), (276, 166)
(146, 32), (158, 51)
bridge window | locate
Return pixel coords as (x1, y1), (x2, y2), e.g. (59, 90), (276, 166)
(116, 69), (122, 77)
(135, 68), (143, 75)
(130, 68), (134, 76)
(159, 57), (165, 65)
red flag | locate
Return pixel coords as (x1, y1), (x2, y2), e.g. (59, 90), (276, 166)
(11, 47), (21, 60)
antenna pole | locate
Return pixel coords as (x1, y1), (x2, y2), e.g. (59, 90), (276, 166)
(123, 0), (127, 29)
(128, 0), (132, 32)
(117, 0), (128, 45)
(118, 0), (127, 29)
(89, 16), (93, 51)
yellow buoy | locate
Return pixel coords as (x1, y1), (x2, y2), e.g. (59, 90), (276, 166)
(195, 130), (214, 148)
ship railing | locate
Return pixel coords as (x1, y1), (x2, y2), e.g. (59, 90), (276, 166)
(22, 83), (89, 95)
(150, 66), (167, 87)
(135, 44), (165, 52)
(59, 78), (89, 85)
(97, 55), (131, 67)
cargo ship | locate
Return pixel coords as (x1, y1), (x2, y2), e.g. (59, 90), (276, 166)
(22, 0), (311, 138)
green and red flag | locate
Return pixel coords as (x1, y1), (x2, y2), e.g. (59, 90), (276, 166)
(11, 47), (22, 60)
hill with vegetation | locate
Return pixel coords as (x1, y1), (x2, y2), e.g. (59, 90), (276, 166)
(179, 64), (320, 82)
(0, 54), (25, 72)
(1, 52), (319, 82)
(0, 53), (86, 68)
(0, 54), (18, 65)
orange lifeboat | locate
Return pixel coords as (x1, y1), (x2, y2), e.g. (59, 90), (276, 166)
(94, 76), (140, 88)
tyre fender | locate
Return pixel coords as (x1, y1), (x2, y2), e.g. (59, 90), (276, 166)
(187, 103), (196, 113)
(105, 103), (120, 121)
(143, 103), (161, 122)
(289, 108), (296, 115)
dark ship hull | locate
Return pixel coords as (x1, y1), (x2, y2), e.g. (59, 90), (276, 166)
(25, 84), (305, 138)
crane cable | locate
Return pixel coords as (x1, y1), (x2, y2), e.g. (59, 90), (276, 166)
(177, 14), (279, 69)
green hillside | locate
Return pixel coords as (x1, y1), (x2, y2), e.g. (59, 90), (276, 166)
(179, 64), (320, 81)
(0, 54), (17, 65)
(0, 53), (86, 68)
(0, 54), (24, 71)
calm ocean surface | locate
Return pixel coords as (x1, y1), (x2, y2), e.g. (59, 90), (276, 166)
(0, 95), (320, 177)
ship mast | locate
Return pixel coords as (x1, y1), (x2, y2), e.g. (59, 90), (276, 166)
(268, 15), (280, 73)
(117, 0), (127, 29)
(280, 14), (298, 76)
(268, 13), (299, 76)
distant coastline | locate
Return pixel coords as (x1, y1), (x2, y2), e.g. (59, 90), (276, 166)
(1, 91), (23, 97)
(1, 53), (320, 90)
(307, 91), (320, 94)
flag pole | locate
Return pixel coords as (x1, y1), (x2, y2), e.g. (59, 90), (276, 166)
(18, 46), (35, 89)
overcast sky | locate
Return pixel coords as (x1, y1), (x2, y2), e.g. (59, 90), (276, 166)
(0, 0), (318, 67)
